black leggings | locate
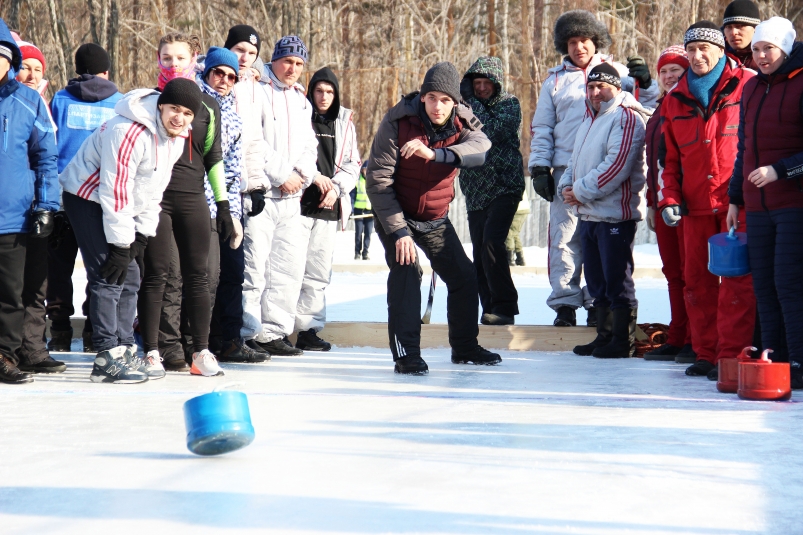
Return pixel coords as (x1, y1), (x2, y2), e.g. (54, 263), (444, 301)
(138, 190), (211, 352)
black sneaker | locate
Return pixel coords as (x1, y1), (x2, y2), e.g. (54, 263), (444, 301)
(295, 329), (332, 351)
(90, 346), (148, 384)
(245, 339), (269, 355)
(644, 343), (683, 361)
(480, 313), (514, 326)
(685, 359), (715, 376)
(257, 338), (303, 356)
(82, 330), (95, 353)
(47, 329), (73, 352)
(218, 338), (269, 363)
(553, 306), (576, 327)
(586, 306), (597, 327)
(394, 354), (429, 375)
(354, 253), (361, 260)
(0, 355), (33, 384)
(791, 361), (803, 390)
(675, 344), (696, 364)
(18, 356), (67, 374)
(706, 366), (719, 381)
(161, 345), (191, 372)
(362, 253), (370, 261)
(452, 346), (502, 365)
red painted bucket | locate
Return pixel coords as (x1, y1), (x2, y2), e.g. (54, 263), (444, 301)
(737, 349), (792, 401)
(717, 346), (754, 393)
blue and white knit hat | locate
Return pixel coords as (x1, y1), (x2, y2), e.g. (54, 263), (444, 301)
(272, 35), (308, 63)
(684, 21), (726, 49)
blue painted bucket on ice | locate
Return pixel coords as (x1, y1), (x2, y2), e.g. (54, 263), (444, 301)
(708, 227), (749, 277)
(183, 388), (255, 456)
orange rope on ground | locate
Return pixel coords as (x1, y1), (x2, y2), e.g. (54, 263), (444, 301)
(634, 323), (670, 358)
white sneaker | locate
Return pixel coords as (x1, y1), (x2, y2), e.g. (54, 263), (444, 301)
(143, 350), (166, 380)
(191, 349), (224, 377)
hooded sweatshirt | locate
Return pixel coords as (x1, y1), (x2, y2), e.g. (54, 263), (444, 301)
(59, 89), (189, 246)
(50, 74), (122, 173)
(459, 56), (524, 211)
(308, 67), (340, 178)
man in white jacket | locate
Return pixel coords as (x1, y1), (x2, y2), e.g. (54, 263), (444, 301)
(60, 79), (203, 383)
(293, 67), (360, 351)
(528, 9), (658, 328)
(557, 63), (648, 359)
(241, 36), (318, 356)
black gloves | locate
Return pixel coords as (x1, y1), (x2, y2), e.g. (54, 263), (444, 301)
(129, 233), (148, 275)
(627, 56), (652, 89)
(101, 244), (131, 285)
(49, 211), (71, 248)
(248, 189), (266, 217)
(31, 209), (54, 238)
(216, 201), (234, 242)
(531, 166), (555, 202)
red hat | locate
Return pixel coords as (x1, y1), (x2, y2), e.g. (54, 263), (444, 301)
(16, 41), (46, 73)
(656, 45), (689, 72)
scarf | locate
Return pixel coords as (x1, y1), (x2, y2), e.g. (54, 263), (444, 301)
(157, 56), (198, 91)
(687, 54), (726, 109)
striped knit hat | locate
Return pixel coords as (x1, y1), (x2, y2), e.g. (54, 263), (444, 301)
(684, 21), (726, 49)
(723, 0), (761, 27)
(656, 45), (689, 72)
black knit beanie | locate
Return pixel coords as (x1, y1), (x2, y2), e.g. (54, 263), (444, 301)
(224, 25), (260, 55)
(420, 62), (461, 103)
(587, 63), (621, 88)
(685, 21), (726, 49)
(75, 43), (111, 75)
(157, 78), (202, 115)
(723, 0), (761, 27)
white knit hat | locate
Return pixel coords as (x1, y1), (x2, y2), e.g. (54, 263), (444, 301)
(751, 17), (796, 57)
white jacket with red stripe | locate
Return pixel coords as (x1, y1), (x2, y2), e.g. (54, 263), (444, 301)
(557, 90), (648, 223)
(59, 89), (188, 247)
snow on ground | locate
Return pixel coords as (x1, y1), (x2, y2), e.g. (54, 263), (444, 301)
(2, 348), (802, 534)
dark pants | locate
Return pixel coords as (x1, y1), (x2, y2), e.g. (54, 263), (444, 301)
(0, 233), (27, 363)
(64, 192), (139, 352)
(580, 220), (637, 310)
(746, 209), (803, 364)
(467, 194), (519, 317)
(46, 222), (92, 333)
(214, 225), (245, 342)
(138, 190), (211, 353)
(375, 214), (479, 360)
(17, 236), (49, 365)
(353, 207), (373, 256)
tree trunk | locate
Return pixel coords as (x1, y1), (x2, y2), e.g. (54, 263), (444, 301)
(488, 0), (497, 57)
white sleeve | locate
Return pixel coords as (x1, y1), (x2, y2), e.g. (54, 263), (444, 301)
(528, 75), (557, 169)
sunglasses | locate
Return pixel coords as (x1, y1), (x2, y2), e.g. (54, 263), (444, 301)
(209, 67), (238, 85)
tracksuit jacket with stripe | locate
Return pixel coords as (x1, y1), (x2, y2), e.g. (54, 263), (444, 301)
(558, 91), (648, 223)
(59, 89), (188, 247)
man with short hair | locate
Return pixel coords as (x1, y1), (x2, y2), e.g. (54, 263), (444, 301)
(366, 62), (500, 375)
(459, 56), (524, 327)
(240, 36), (319, 356)
(0, 20), (59, 385)
(722, 0), (761, 70)
(529, 10), (659, 328)
(46, 42), (122, 355)
(293, 67), (360, 351)
(659, 21), (756, 378)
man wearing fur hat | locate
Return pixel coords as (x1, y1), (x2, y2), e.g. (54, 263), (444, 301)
(658, 21), (756, 379)
(722, 0), (761, 70)
(528, 9), (659, 328)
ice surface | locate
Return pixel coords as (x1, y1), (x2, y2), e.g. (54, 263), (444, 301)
(2, 349), (802, 534)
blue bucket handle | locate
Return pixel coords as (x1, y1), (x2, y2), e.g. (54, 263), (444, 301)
(727, 226), (737, 240)
(213, 382), (245, 392)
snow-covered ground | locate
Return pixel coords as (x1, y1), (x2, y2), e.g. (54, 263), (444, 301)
(2, 348), (802, 534)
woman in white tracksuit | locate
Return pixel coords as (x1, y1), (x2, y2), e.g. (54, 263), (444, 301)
(528, 10), (658, 327)
(240, 36), (319, 356)
(294, 67), (361, 351)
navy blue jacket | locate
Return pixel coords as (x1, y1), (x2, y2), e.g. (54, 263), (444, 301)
(0, 20), (59, 234)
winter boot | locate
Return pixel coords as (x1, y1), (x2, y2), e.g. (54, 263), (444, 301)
(295, 329), (332, 351)
(0, 355), (33, 384)
(644, 343), (683, 361)
(218, 338), (269, 363)
(394, 354), (429, 375)
(553, 306), (576, 327)
(592, 307), (637, 358)
(47, 328), (73, 352)
(675, 344), (697, 364)
(685, 359), (715, 376)
(480, 313), (514, 326)
(451, 346), (502, 365)
(90, 346), (148, 384)
(586, 306), (597, 327)
(362, 252), (370, 260)
(82, 330), (95, 353)
(507, 250), (516, 267)
(573, 306), (611, 356)
(257, 338), (303, 356)
(791, 361), (803, 390)
(515, 251), (526, 266)
(18, 356), (67, 374)
(354, 253), (361, 260)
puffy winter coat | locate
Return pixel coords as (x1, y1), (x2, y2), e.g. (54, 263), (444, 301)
(558, 91), (648, 223)
(254, 63), (318, 199)
(729, 42), (803, 212)
(232, 65), (270, 194)
(659, 57), (753, 216)
(529, 54), (659, 170)
(59, 89), (188, 247)
(0, 24), (59, 235)
(459, 56), (524, 211)
(366, 92), (490, 235)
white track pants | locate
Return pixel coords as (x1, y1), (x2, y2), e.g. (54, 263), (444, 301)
(241, 197), (307, 342)
(295, 217), (337, 333)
